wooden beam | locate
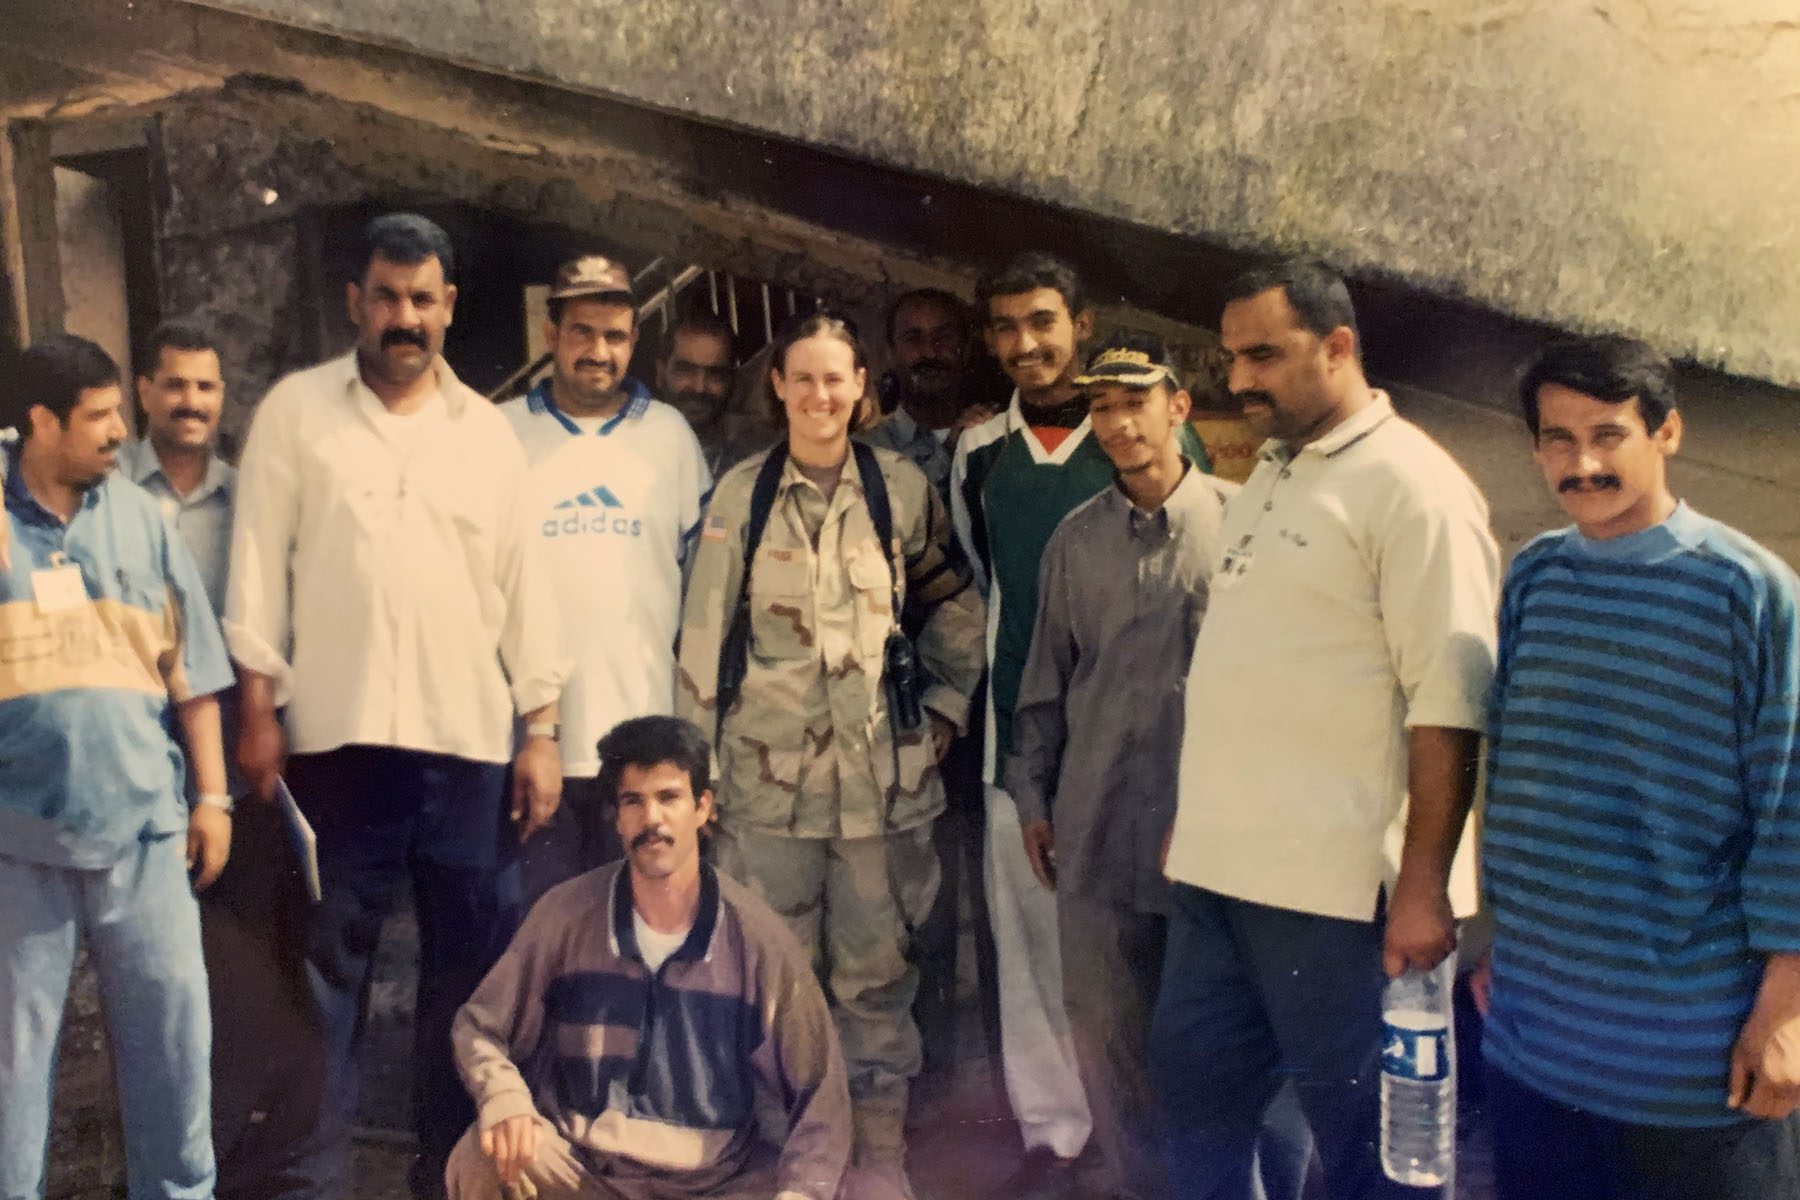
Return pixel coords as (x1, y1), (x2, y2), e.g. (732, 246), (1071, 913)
(7, 120), (63, 344)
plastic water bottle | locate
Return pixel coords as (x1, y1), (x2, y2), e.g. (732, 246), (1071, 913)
(1380, 954), (1457, 1187)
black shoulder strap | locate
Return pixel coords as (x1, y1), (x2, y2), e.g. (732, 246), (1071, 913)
(741, 446), (789, 571)
(712, 447), (790, 744)
(851, 441), (897, 596)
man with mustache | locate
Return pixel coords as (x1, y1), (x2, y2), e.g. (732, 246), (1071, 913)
(949, 254), (1211, 1197)
(0, 327), (301, 1193)
(866, 289), (997, 496)
(0, 334), (233, 1200)
(1474, 336), (1800, 1199)
(498, 257), (713, 905)
(227, 213), (570, 1198)
(862, 288), (1001, 1102)
(656, 307), (766, 478)
(1005, 332), (1236, 1199)
(447, 715), (852, 1200)
(121, 322), (233, 614)
(1150, 259), (1498, 1200)
(120, 321), (330, 1199)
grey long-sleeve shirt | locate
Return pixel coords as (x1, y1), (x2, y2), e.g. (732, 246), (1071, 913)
(1005, 463), (1235, 912)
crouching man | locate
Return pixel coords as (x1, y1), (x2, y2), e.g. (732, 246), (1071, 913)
(447, 715), (852, 1200)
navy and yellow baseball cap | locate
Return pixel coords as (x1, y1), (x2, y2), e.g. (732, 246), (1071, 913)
(1075, 330), (1180, 388)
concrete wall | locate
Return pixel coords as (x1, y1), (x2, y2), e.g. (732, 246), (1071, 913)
(191, 0), (1800, 387)
(52, 167), (128, 374)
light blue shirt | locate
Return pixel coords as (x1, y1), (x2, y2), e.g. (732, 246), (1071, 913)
(116, 440), (235, 618)
(861, 408), (953, 500)
(0, 448), (233, 867)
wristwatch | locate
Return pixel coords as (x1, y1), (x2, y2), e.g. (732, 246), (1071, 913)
(526, 721), (561, 742)
(196, 792), (234, 814)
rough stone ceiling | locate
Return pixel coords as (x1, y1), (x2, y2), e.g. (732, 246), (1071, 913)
(168, 0), (1800, 387)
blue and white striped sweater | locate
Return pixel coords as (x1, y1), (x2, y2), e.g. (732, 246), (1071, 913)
(1483, 503), (1800, 1126)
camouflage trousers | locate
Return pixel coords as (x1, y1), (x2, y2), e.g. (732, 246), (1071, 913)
(714, 821), (940, 1167)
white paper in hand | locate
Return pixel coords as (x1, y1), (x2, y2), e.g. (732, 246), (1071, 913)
(275, 776), (321, 904)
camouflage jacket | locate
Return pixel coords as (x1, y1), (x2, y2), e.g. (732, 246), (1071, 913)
(676, 446), (985, 838)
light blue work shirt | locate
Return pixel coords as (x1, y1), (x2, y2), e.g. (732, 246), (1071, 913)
(116, 440), (235, 617)
(0, 447), (233, 867)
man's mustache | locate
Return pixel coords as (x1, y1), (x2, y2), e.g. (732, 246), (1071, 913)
(907, 359), (955, 377)
(575, 359), (616, 373)
(1559, 474), (1622, 494)
(380, 328), (429, 351)
(671, 389), (724, 412)
(168, 407), (210, 423)
(630, 828), (674, 850)
(1233, 389), (1276, 409)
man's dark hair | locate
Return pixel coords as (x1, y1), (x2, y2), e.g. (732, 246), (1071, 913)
(547, 292), (635, 329)
(1517, 335), (1675, 439)
(139, 320), (217, 379)
(595, 715), (713, 814)
(1219, 258), (1359, 346)
(353, 212), (456, 285)
(884, 288), (969, 346)
(660, 306), (737, 364)
(17, 333), (119, 434)
(974, 252), (1088, 323)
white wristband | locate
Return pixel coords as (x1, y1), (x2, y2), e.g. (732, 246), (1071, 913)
(196, 792), (234, 814)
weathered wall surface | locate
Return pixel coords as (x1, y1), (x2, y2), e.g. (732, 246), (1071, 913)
(189, 0), (1800, 387)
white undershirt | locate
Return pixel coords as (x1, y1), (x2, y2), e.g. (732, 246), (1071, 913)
(360, 388), (446, 453)
(633, 910), (692, 972)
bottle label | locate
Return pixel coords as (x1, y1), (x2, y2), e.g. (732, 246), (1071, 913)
(1382, 1017), (1450, 1082)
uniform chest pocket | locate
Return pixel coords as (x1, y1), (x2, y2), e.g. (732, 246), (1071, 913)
(749, 551), (816, 662)
(846, 548), (896, 658)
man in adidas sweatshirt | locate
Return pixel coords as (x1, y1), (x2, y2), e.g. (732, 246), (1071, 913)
(497, 256), (712, 905)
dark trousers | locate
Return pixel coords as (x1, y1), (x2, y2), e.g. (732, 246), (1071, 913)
(1149, 883), (1438, 1200)
(505, 774), (625, 919)
(1486, 1063), (1800, 1200)
(284, 745), (510, 1200)
(911, 719), (1001, 1076)
(199, 802), (324, 1200)
(1059, 897), (1168, 1198)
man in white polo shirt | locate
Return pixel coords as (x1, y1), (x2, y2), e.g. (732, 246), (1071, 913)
(499, 256), (711, 901)
(227, 213), (570, 1198)
(1148, 260), (1499, 1200)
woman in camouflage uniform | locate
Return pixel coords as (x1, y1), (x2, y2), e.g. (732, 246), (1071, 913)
(676, 314), (985, 1199)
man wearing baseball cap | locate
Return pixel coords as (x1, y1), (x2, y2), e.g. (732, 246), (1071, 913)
(1005, 330), (1241, 1199)
(498, 255), (712, 907)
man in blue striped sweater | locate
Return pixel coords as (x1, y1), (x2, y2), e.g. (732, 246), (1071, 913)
(1478, 335), (1800, 1199)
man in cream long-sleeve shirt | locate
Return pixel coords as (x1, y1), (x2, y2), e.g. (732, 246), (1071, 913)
(226, 213), (569, 1199)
